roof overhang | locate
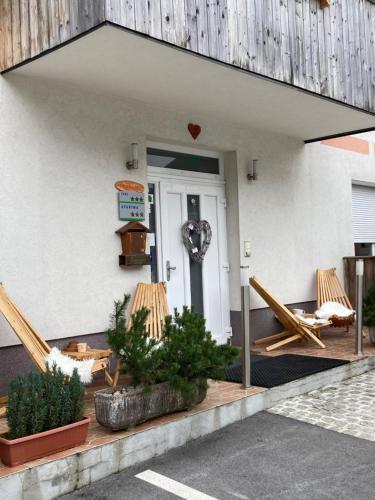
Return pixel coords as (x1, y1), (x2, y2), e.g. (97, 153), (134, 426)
(7, 24), (375, 142)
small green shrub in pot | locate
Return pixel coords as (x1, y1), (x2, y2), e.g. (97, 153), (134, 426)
(160, 307), (239, 396)
(363, 284), (375, 345)
(106, 294), (163, 390)
(7, 365), (85, 439)
(0, 366), (88, 467)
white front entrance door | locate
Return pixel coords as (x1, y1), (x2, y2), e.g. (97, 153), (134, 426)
(155, 180), (231, 344)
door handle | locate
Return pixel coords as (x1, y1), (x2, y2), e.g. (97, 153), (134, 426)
(166, 260), (176, 281)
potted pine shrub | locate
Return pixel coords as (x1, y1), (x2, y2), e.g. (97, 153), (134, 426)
(363, 284), (375, 345)
(0, 366), (88, 467)
(94, 295), (238, 431)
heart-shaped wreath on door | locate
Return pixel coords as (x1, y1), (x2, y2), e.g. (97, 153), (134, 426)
(181, 220), (212, 263)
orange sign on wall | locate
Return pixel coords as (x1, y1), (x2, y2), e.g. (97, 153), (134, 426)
(115, 180), (144, 193)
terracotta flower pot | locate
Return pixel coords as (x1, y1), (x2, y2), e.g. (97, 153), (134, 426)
(0, 417), (90, 467)
(95, 380), (207, 431)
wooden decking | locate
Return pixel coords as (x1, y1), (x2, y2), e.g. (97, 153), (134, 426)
(254, 325), (375, 361)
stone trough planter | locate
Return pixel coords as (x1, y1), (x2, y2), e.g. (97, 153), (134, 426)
(94, 380), (207, 431)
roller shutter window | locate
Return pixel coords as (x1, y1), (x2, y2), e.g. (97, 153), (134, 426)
(352, 184), (375, 252)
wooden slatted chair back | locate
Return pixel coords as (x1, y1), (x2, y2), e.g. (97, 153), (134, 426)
(250, 276), (327, 351)
(0, 284), (110, 379)
(250, 276), (305, 336)
(127, 282), (169, 338)
(316, 268), (352, 309)
(0, 284), (50, 372)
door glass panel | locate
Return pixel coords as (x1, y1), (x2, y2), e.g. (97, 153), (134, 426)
(187, 194), (204, 314)
(147, 148), (219, 175)
(202, 194), (222, 339)
(165, 191), (186, 312)
(148, 184), (158, 283)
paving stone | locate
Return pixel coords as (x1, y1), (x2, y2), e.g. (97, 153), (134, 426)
(268, 368), (375, 442)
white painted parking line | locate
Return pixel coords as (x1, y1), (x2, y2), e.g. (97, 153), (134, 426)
(135, 470), (218, 500)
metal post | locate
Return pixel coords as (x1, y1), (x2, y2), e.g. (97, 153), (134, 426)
(355, 259), (364, 356)
(240, 266), (251, 388)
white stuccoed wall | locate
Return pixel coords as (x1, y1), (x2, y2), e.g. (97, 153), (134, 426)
(0, 76), (152, 347)
(1, 74), (375, 347)
(237, 140), (375, 309)
(221, 133), (375, 310)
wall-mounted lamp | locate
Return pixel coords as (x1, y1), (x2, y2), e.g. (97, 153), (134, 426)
(126, 143), (139, 170)
(247, 159), (258, 181)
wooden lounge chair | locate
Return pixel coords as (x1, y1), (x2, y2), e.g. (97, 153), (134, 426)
(127, 282), (169, 339)
(0, 396), (7, 417)
(0, 284), (111, 382)
(316, 268), (355, 329)
(250, 276), (330, 352)
(112, 282), (169, 386)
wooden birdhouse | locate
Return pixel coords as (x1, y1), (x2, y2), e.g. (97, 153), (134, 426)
(116, 221), (151, 266)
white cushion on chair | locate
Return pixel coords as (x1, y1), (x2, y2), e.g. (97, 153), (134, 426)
(45, 347), (94, 384)
(315, 302), (355, 321)
(295, 315), (328, 326)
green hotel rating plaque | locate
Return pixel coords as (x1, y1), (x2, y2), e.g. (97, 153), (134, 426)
(118, 191), (145, 221)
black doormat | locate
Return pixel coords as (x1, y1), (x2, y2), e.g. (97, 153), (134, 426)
(224, 354), (349, 388)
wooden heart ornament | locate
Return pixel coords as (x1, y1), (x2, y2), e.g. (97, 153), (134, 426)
(181, 220), (212, 263)
(188, 123), (201, 140)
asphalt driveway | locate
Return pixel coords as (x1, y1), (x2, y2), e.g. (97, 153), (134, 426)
(61, 411), (375, 500)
